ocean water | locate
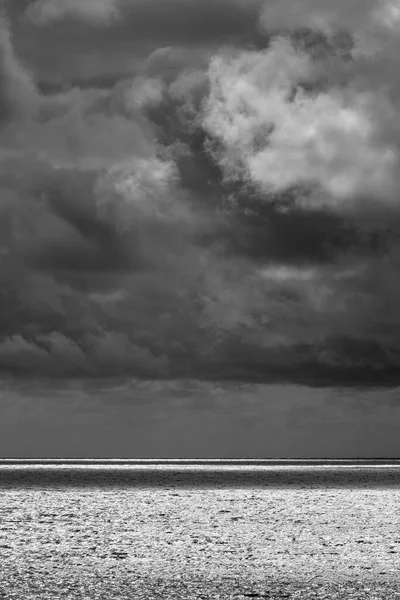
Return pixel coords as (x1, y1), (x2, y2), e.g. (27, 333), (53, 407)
(1, 458), (400, 487)
(1, 460), (400, 599)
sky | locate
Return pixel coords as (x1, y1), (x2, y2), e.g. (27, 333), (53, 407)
(1, 0), (400, 457)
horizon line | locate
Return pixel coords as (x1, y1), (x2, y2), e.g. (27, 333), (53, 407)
(1, 457), (400, 461)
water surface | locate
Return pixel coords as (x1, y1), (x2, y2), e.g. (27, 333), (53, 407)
(1, 460), (400, 598)
(1, 459), (400, 488)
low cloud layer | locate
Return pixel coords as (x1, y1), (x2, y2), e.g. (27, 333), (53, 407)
(2, 379), (399, 457)
(1, 1), (400, 385)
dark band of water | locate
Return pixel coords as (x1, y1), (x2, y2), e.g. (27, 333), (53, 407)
(1, 459), (400, 465)
(1, 460), (400, 488)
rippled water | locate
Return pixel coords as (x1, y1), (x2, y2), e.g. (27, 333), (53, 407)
(1, 461), (400, 598)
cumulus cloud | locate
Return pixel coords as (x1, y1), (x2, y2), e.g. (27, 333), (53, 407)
(201, 0), (400, 212)
(1, 1), (400, 386)
(203, 38), (399, 209)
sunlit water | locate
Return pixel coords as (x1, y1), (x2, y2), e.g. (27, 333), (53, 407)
(1, 461), (400, 598)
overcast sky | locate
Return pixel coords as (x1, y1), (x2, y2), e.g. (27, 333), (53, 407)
(1, 0), (400, 457)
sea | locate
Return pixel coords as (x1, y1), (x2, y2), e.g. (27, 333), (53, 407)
(1, 460), (400, 599)
(1, 458), (400, 487)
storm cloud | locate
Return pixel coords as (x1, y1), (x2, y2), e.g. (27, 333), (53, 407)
(1, 1), (400, 386)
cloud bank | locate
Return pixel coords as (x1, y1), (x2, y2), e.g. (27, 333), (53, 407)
(1, 1), (400, 385)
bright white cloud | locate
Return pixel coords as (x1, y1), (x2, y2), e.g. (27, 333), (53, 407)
(203, 38), (399, 208)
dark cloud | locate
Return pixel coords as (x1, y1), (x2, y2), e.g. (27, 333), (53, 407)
(6, 0), (266, 88)
(1, 2), (400, 387)
(0, 15), (38, 123)
(24, 0), (265, 44)
(205, 192), (365, 265)
(2, 379), (399, 458)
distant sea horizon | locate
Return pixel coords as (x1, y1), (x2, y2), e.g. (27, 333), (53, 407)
(1, 458), (400, 487)
(2, 458), (400, 462)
